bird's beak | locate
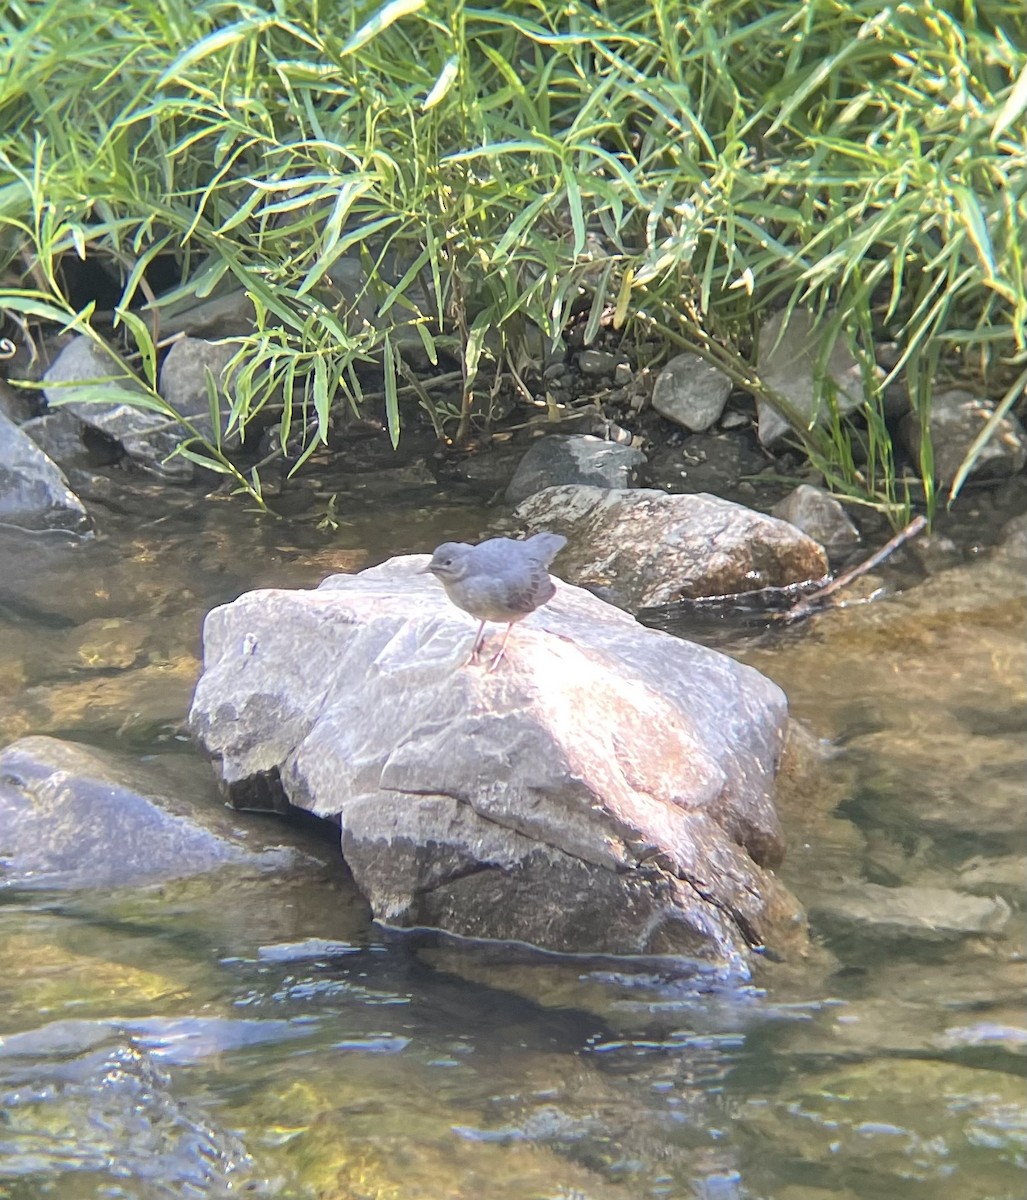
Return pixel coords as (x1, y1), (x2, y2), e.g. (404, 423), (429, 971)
(420, 563), (435, 575)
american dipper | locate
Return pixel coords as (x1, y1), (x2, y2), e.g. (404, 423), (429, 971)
(425, 532), (567, 670)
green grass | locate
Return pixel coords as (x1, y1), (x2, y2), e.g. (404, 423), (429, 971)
(0, 0), (1024, 517)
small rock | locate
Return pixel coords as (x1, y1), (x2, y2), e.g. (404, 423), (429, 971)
(719, 408), (750, 430)
(158, 337), (242, 449)
(42, 337), (192, 480)
(756, 309), (866, 447)
(0, 411), (91, 534)
(652, 353), (732, 432)
(771, 484), (861, 558)
(504, 435), (647, 505)
(613, 363), (633, 386)
(899, 388), (1027, 486)
(577, 350), (621, 378)
(515, 486), (829, 610)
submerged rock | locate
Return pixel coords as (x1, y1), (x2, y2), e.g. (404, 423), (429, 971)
(809, 881), (1011, 944)
(0, 411), (91, 533)
(513, 486), (828, 610)
(0, 735), (301, 889)
(740, 1057), (1026, 1198)
(504, 434), (646, 505)
(189, 556), (807, 967)
(0, 1021), (257, 1195)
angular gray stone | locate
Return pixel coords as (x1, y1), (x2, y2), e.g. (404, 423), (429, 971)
(21, 408), (97, 470)
(771, 484), (861, 557)
(188, 558), (808, 967)
(0, 411), (91, 533)
(504, 435), (646, 505)
(899, 388), (1027, 486)
(158, 336), (241, 449)
(514, 486), (829, 610)
(0, 735), (300, 889)
(756, 308), (865, 447)
(652, 353), (732, 432)
(42, 336), (192, 480)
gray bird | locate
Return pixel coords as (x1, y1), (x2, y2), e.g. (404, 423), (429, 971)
(425, 532), (567, 670)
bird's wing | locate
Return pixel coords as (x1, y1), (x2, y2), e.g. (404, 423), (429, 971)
(505, 562), (556, 613)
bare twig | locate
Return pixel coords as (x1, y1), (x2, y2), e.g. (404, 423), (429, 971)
(780, 513), (928, 623)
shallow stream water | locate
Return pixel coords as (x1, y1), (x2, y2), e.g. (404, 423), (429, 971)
(0, 470), (1023, 1200)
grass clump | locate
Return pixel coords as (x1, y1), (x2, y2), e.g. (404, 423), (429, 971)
(0, 0), (1024, 518)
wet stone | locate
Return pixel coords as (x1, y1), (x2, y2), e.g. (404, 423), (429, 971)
(43, 336), (193, 480)
(0, 735), (302, 889)
(0, 411), (91, 534)
(808, 881), (1011, 944)
(739, 1057), (1027, 1200)
(515, 486), (828, 609)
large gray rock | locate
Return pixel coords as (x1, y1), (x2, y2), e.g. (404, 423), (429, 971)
(0, 411), (91, 533)
(504, 434), (646, 505)
(42, 336), (193, 480)
(899, 388), (1027, 486)
(188, 557), (807, 968)
(651, 353), (732, 432)
(0, 736), (301, 889)
(756, 308), (865, 447)
(513, 486), (829, 610)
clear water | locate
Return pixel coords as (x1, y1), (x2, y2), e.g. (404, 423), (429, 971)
(0, 473), (1023, 1200)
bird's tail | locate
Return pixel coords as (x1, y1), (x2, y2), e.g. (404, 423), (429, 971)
(525, 532), (567, 564)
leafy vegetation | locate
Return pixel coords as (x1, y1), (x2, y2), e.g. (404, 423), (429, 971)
(1, 0), (1024, 516)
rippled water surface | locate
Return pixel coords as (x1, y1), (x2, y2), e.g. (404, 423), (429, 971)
(1, 473), (1023, 1200)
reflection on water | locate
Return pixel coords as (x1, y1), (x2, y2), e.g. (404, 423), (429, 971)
(0, 478), (1024, 1199)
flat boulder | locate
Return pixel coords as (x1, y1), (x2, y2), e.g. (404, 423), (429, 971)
(189, 558), (807, 969)
(0, 736), (301, 889)
(514, 486), (829, 610)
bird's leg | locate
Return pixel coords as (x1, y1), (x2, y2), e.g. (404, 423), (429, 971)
(486, 622), (515, 672)
(463, 620), (488, 666)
